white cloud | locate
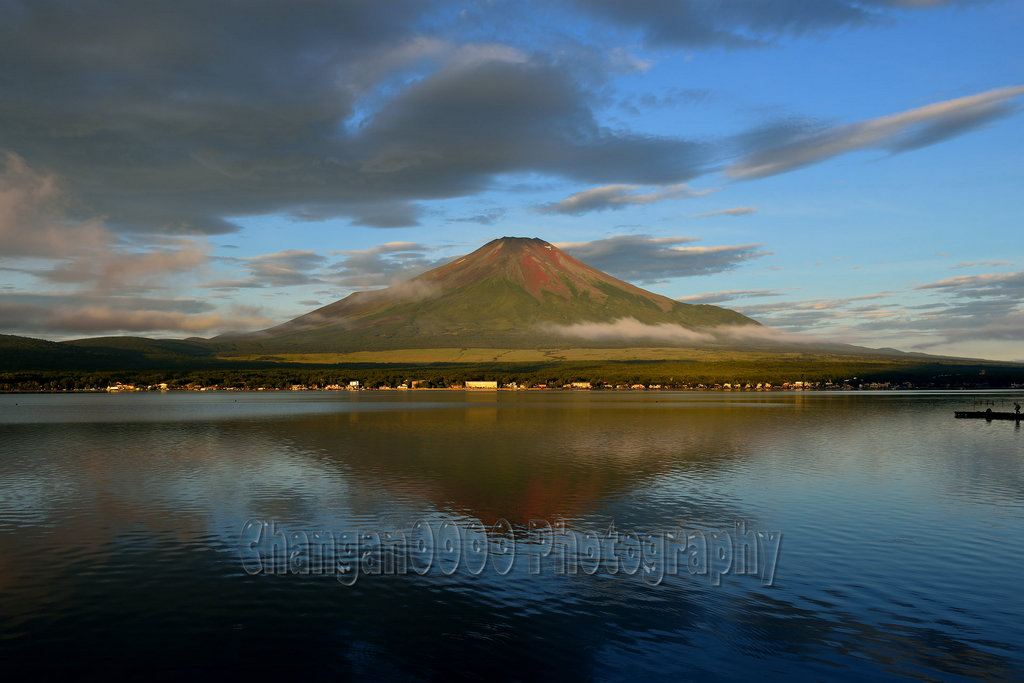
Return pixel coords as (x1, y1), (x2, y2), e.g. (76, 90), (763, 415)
(542, 318), (715, 343)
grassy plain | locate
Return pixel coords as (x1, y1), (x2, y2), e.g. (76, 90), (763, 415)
(216, 347), (755, 364)
(4, 333), (1023, 390)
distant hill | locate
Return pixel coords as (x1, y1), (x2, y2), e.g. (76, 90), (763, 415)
(0, 334), (213, 372)
(213, 236), (758, 354)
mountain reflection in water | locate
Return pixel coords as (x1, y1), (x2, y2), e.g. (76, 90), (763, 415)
(0, 391), (1021, 679)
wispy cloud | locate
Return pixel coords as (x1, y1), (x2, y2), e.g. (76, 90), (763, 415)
(915, 270), (1024, 298)
(727, 270), (1024, 357)
(676, 288), (786, 304)
(573, 0), (985, 48)
(556, 234), (769, 284)
(730, 294), (907, 348)
(0, 292), (271, 336)
(538, 184), (715, 215)
(0, 152), (110, 259)
(2, 152), (210, 293)
(913, 312), (1024, 349)
(728, 86), (1024, 180)
(331, 242), (452, 288)
(35, 240), (209, 293)
(448, 208), (508, 225)
(951, 260), (1012, 269)
(204, 250), (329, 290)
(203, 242), (454, 293)
(287, 202), (425, 229)
(687, 207), (757, 219)
(618, 88), (711, 115)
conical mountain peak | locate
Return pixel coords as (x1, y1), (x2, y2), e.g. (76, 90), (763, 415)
(413, 236), (671, 307)
(244, 236), (758, 352)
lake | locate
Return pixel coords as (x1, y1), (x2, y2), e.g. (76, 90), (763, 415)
(1, 390), (1022, 680)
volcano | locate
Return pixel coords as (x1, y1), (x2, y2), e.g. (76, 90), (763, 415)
(223, 237), (759, 353)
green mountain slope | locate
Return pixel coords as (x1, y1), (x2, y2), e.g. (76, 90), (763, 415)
(216, 237), (757, 353)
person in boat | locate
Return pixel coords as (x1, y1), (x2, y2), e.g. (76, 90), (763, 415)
(1015, 402), (1021, 415)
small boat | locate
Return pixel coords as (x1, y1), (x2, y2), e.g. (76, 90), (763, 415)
(954, 409), (1022, 421)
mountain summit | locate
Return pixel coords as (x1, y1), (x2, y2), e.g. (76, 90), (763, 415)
(231, 237), (758, 353)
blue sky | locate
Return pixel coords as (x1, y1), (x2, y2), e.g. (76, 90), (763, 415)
(1, 0), (1022, 360)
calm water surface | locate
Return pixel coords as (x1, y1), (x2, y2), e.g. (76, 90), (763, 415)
(1, 391), (1022, 680)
